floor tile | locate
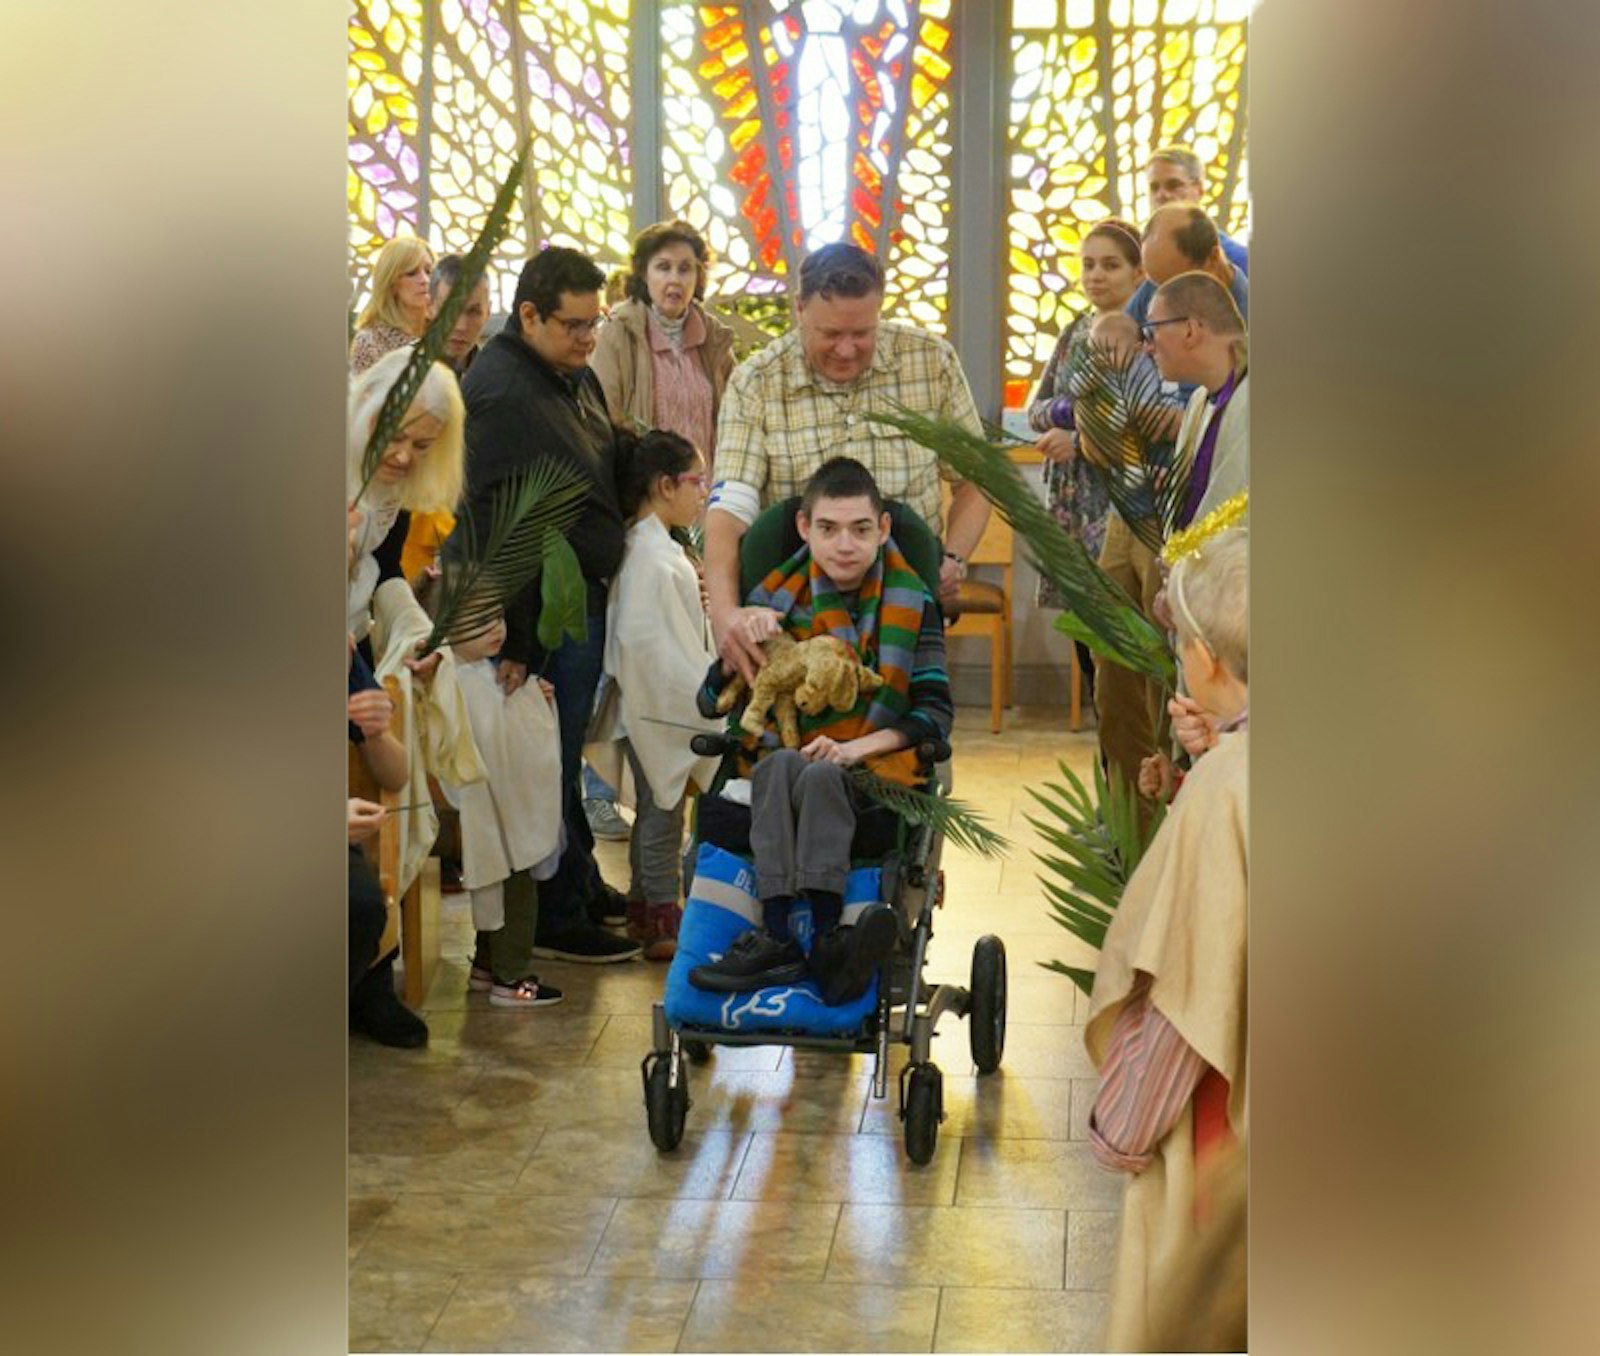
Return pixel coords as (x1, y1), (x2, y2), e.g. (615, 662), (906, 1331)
(422, 1274), (698, 1353)
(680, 1280), (940, 1353)
(356, 1190), (617, 1275)
(732, 1130), (960, 1205)
(453, 1065), (654, 1132)
(973, 1022), (1096, 1081)
(349, 1119), (546, 1194)
(933, 1285), (1109, 1353)
(689, 1067), (873, 1136)
(348, 1267), (461, 1353)
(953, 1138), (1126, 1212)
(860, 1072), (1074, 1141)
(419, 1008), (612, 1068)
(1067, 1078), (1096, 1141)
(589, 1197), (841, 1280)
(513, 1126), (752, 1200)
(827, 1204), (1066, 1289)
(1065, 1209), (1121, 1291)
(348, 1193), (394, 1263)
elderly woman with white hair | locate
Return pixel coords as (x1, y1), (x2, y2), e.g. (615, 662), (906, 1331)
(349, 235), (434, 375)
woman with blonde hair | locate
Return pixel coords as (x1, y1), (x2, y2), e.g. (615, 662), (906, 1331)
(346, 347), (465, 645)
(589, 219), (735, 479)
(350, 235), (435, 375)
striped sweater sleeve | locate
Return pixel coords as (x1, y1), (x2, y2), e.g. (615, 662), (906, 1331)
(888, 595), (953, 745)
(1088, 973), (1210, 1174)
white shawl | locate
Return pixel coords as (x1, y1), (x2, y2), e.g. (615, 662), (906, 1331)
(370, 578), (486, 895)
(448, 659), (565, 931)
(586, 515), (720, 807)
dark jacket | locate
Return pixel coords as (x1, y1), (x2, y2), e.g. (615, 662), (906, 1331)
(458, 327), (626, 665)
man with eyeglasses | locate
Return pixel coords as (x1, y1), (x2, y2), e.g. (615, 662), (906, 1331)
(1145, 145), (1248, 277)
(455, 246), (642, 965)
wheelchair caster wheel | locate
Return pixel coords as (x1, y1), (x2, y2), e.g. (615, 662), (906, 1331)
(970, 934), (1007, 1075)
(902, 1061), (943, 1165)
(643, 1051), (689, 1152)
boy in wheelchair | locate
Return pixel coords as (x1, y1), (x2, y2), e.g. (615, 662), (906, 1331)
(688, 456), (953, 1005)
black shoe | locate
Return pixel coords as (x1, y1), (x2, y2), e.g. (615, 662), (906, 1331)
(586, 882), (630, 928)
(350, 988), (429, 1048)
(810, 904), (900, 1006)
(689, 930), (807, 993)
(529, 923), (643, 964)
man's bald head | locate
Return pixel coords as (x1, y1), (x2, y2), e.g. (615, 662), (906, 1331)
(1142, 203), (1222, 285)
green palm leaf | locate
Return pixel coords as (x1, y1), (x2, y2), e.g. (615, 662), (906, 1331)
(536, 531), (588, 654)
(421, 461), (589, 656)
(1065, 337), (1190, 554)
(846, 767), (1011, 859)
(353, 139), (531, 504)
(867, 405), (1174, 686)
(1027, 758), (1167, 994)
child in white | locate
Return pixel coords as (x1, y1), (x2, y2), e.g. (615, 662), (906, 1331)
(447, 606), (567, 1008)
(589, 429), (721, 960)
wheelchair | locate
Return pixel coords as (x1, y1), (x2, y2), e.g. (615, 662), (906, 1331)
(642, 497), (1007, 1165)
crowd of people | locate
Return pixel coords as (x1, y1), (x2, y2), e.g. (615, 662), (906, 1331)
(345, 140), (1249, 1352)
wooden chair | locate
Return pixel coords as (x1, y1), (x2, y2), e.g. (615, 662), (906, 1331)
(348, 686), (441, 1008)
(943, 506), (1014, 734)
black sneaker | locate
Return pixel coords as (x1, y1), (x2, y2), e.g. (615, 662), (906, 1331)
(810, 904), (900, 1006)
(529, 923), (643, 964)
(689, 929), (807, 993)
(350, 988), (430, 1048)
(586, 882), (630, 928)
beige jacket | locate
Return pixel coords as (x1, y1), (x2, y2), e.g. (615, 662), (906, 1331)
(589, 298), (735, 439)
(1173, 370), (1250, 526)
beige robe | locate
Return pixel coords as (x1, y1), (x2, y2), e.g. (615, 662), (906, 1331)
(586, 515), (721, 806)
(1085, 729), (1248, 1352)
(370, 579), (486, 895)
(448, 659), (564, 931)
(1173, 371), (1250, 526)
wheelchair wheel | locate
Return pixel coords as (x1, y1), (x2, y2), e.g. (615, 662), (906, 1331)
(969, 935), (1007, 1075)
(903, 1062), (942, 1165)
(683, 1039), (712, 1066)
(644, 1051), (689, 1152)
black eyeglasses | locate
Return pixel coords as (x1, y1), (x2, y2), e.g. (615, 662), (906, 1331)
(549, 314), (605, 338)
(1139, 316), (1190, 342)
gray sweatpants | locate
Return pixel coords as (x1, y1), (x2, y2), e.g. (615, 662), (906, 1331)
(749, 749), (856, 902)
(622, 739), (687, 903)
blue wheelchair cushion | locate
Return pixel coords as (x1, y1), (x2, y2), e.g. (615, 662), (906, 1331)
(663, 842), (883, 1035)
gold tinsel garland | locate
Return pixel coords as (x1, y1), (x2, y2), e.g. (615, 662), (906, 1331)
(1160, 489), (1249, 567)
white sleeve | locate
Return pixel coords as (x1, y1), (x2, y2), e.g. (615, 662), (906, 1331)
(706, 477), (760, 526)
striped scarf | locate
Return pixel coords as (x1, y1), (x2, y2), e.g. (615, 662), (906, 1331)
(740, 536), (927, 785)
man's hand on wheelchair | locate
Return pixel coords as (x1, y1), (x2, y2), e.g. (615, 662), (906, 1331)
(715, 605), (783, 685)
(800, 735), (866, 767)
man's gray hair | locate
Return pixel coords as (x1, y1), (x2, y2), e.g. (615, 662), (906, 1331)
(1147, 145), (1205, 183)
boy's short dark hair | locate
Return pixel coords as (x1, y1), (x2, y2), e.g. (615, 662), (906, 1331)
(429, 252), (491, 302)
(797, 243), (885, 303)
(800, 456), (884, 515)
(512, 246), (605, 321)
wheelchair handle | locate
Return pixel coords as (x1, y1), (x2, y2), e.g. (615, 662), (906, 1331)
(692, 732), (738, 757)
(917, 737), (952, 766)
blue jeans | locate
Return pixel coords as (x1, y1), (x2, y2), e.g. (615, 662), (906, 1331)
(583, 762), (617, 803)
(531, 604), (609, 937)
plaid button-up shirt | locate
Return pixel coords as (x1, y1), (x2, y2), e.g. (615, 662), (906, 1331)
(713, 322), (982, 528)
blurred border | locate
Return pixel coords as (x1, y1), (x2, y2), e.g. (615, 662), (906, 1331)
(1252, 1), (1600, 1351)
(2, 3), (349, 1353)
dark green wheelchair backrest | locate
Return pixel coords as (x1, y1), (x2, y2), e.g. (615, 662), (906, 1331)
(738, 497), (943, 601)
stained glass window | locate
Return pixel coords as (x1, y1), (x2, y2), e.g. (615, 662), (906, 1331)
(348, 0), (633, 314)
(1005, 0), (1252, 383)
(659, 1), (957, 335)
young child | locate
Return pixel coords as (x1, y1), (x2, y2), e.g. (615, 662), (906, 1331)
(1083, 526), (1247, 1352)
(590, 429), (722, 960)
(443, 603), (567, 1008)
(688, 457), (954, 1005)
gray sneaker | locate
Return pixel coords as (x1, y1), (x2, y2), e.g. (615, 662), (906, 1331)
(584, 796), (631, 841)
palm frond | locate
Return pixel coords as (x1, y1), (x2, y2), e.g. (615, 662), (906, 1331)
(867, 405), (1174, 686)
(353, 140), (531, 503)
(420, 461), (589, 656)
(847, 767), (1011, 859)
(1028, 758), (1167, 987)
(535, 531), (588, 654)
(1065, 338), (1190, 554)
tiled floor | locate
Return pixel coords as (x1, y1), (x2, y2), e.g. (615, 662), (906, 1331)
(349, 706), (1119, 1354)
